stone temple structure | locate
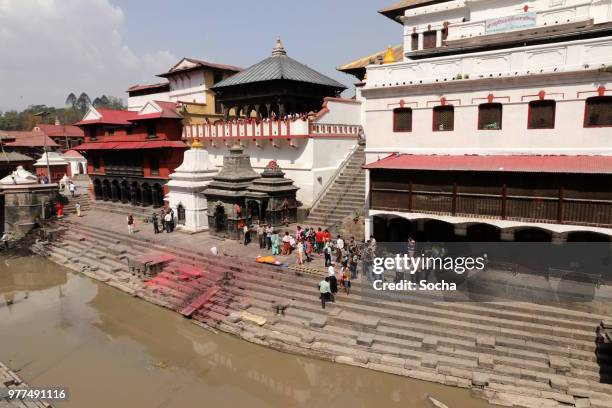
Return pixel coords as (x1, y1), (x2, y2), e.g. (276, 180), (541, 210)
(0, 166), (58, 235)
(246, 160), (298, 227)
(166, 139), (217, 232)
(204, 144), (299, 240)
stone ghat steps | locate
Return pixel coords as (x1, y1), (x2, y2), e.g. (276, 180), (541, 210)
(61, 219), (608, 341)
(50, 221), (612, 406)
(88, 201), (156, 218)
(226, 298), (612, 404)
(57, 222), (612, 380)
(225, 272), (612, 384)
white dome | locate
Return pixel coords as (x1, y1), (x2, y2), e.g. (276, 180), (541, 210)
(0, 165), (38, 185)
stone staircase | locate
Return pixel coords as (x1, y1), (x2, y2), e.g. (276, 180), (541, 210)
(88, 200), (157, 219)
(40, 218), (612, 408)
(63, 193), (92, 214)
(305, 142), (366, 231)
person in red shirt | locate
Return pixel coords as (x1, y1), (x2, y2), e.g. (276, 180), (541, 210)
(323, 229), (331, 244)
(315, 227), (324, 254)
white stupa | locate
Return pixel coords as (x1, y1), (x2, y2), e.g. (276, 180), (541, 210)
(0, 166), (38, 185)
(166, 139), (218, 232)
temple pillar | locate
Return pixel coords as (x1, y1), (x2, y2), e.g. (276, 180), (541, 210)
(265, 104), (271, 119)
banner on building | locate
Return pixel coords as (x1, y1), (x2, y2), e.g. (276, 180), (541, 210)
(485, 12), (537, 34)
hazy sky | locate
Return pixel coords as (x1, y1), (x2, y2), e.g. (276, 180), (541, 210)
(0, 0), (401, 111)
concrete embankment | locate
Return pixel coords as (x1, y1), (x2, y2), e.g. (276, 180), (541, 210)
(34, 215), (612, 408)
(0, 361), (52, 408)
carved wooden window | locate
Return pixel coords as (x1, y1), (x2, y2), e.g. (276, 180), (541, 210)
(149, 156), (160, 176)
(584, 96), (612, 127)
(478, 103), (503, 130)
(411, 33), (418, 51)
(393, 108), (412, 132)
(146, 122), (157, 138)
(92, 156), (100, 171)
(528, 100), (555, 129)
(433, 106), (454, 131)
(423, 31), (437, 49)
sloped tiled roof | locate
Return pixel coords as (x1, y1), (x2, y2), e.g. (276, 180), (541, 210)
(35, 124), (84, 137)
(127, 82), (170, 93)
(2, 131), (59, 147)
(74, 109), (139, 126)
(0, 150), (35, 163)
(338, 45), (403, 71)
(212, 38), (346, 90)
(158, 57), (242, 78)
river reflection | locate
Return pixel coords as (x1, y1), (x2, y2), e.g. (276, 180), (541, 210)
(0, 253), (493, 408)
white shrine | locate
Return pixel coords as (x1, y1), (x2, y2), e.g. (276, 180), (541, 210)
(166, 140), (217, 232)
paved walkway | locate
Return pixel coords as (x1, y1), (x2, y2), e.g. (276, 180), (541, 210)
(62, 207), (331, 274)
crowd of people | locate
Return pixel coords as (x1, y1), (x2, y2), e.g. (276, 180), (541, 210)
(241, 222), (381, 309)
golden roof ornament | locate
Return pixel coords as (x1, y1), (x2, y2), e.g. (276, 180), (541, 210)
(191, 137), (203, 149)
(383, 46), (396, 64)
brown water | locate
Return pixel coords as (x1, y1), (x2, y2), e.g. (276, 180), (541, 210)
(0, 252), (493, 408)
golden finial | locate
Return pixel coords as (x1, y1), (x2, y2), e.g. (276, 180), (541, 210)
(191, 137), (203, 149)
(383, 46), (396, 64)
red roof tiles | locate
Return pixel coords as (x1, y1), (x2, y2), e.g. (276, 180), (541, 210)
(2, 130), (59, 147)
(74, 140), (187, 150)
(363, 154), (612, 174)
(35, 124), (84, 137)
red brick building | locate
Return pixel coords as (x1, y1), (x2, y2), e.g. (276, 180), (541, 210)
(74, 101), (187, 207)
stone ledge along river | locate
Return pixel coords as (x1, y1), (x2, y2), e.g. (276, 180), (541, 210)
(0, 252), (493, 408)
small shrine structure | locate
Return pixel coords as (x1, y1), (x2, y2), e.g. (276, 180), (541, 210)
(166, 139), (217, 232)
(203, 145), (299, 239)
(245, 160), (299, 226)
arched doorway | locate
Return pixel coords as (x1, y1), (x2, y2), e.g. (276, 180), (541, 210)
(567, 231), (612, 242)
(152, 184), (164, 207)
(421, 219), (456, 242)
(120, 180), (129, 203)
(387, 217), (414, 242)
(214, 204), (226, 234)
(130, 182), (141, 205)
(372, 215), (390, 242)
(514, 228), (552, 242)
(141, 183), (151, 206)
(93, 179), (102, 200)
(78, 162), (84, 174)
(111, 180), (120, 202)
(177, 204), (186, 225)
(247, 200), (260, 224)
(102, 179), (111, 201)
(467, 223), (501, 242)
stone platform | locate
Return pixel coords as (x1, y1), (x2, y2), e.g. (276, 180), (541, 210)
(35, 207), (612, 408)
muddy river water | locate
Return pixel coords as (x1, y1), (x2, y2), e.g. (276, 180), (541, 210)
(0, 252), (493, 408)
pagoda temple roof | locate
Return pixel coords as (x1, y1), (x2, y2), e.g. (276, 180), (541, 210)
(212, 37), (346, 91)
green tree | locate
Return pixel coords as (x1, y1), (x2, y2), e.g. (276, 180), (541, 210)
(65, 93), (77, 108)
(76, 92), (91, 113)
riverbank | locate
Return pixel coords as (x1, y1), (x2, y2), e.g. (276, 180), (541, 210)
(32, 207), (612, 408)
(0, 252), (493, 408)
(1, 360), (52, 408)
